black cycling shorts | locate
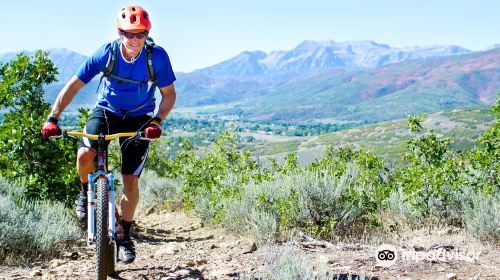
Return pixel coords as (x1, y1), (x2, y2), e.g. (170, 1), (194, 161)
(79, 107), (152, 177)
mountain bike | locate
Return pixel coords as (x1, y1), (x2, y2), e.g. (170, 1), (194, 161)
(51, 130), (150, 280)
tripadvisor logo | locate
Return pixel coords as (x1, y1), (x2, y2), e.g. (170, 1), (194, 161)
(375, 244), (481, 267)
(376, 244), (398, 267)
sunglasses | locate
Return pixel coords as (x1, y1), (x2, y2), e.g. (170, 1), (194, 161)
(120, 30), (148, 39)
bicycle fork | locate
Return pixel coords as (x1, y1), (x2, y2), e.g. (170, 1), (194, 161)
(87, 172), (117, 245)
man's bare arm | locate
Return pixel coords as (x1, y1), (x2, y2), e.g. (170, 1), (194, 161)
(49, 76), (86, 118)
(155, 84), (176, 121)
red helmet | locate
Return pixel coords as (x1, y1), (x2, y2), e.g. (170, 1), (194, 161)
(117, 6), (151, 31)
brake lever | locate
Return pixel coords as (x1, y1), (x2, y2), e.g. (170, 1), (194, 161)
(136, 131), (151, 141)
(126, 132), (150, 142)
(48, 130), (77, 140)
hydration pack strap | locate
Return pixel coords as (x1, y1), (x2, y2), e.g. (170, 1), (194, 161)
(105, 101), (152, 115)
(107, 73), (149, 86)
(145, 39), (158, 87)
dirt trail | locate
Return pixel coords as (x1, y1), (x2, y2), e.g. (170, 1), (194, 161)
(0, 209), (499, 280)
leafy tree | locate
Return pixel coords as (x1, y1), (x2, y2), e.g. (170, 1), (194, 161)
(468, 97), (499, 191)
(392, 114), (466, 224)
(0, 51), (80, 205)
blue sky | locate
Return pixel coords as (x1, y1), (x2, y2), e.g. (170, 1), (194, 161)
(5, 0), (499, 72)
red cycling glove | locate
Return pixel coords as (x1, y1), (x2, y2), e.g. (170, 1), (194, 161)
(41, 117), (61, 138)
(145, 117), (162, 139)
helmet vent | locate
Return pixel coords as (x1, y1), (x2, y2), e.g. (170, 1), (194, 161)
(117, 6), (151, 31)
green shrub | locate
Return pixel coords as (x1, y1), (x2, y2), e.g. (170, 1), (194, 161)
(464, 190), (500, 244)
(240, 244), (330, 280)
(137, 170), (181, 212)
(218, 173), (278, 244)
(152, 131), (271, 221)
(0, 176), (22, 199)
(0, 180), (81, 264)
(381, 187), (416, 233)
(309, 146), (391, 228)
(217, 168), (383, 241)
(382, 185), (472, 233)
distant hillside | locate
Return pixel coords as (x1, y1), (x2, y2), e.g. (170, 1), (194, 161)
(241, 107), (496, 164)
(177, 48), (499, 122)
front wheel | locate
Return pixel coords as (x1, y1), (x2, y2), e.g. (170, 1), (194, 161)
(96, 177), (114, 279)
(106, 241), (116, 276)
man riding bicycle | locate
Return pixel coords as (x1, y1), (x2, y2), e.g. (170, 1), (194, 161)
(41, 5), (176, 264)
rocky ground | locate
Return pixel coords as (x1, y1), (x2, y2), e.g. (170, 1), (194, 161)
(0, 209), (498, 280)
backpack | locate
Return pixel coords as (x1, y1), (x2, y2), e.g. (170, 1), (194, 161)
(96, 37), (159, 115)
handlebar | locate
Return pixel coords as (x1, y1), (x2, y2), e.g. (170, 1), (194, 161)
(50, 131), (151, 141)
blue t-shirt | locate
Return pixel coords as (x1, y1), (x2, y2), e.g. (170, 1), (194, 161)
(76, 41), (176, 117)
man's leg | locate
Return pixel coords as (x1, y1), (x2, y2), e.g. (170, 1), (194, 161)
(116, 114), (150, 264)
(77, 147), (97, 183)
(117, 174), (139, 264)
(75, 108), (109, 222)
(75, 146), (97, 222)
(120, 174), (139, 222)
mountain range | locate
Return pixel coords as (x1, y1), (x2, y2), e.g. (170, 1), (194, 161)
(195, 40), (470, 78)
(1, 40), (498, 123)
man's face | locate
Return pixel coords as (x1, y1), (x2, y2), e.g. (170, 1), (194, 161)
(120, 29), (148, 53)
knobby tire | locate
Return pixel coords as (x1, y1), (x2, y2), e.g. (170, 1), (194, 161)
(95, 177), (115, 279)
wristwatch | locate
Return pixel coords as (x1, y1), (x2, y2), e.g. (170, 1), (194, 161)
(46, 116), (59, 124)
(150, 117), (162, 127)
